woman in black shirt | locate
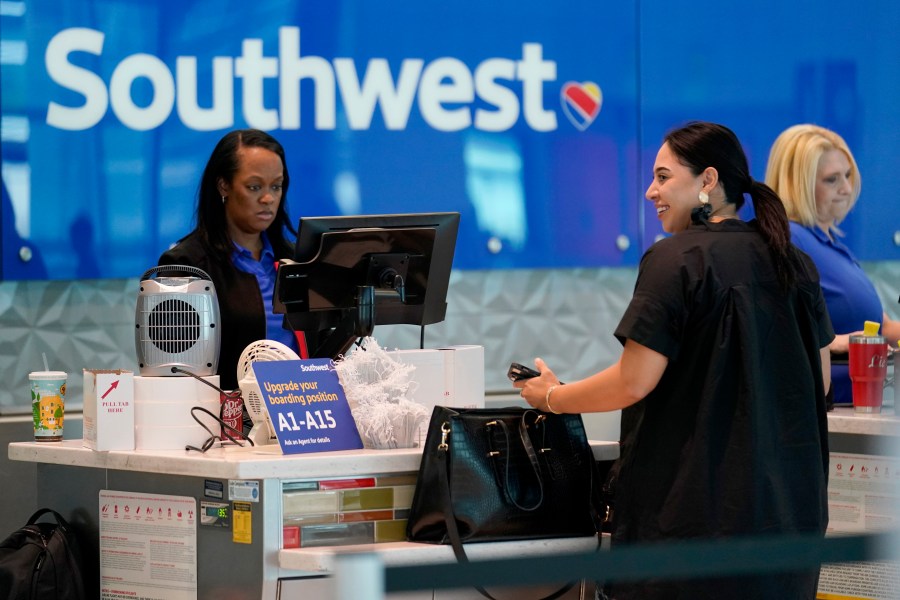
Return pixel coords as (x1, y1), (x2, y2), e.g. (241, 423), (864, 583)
(515, 121), (833, 599)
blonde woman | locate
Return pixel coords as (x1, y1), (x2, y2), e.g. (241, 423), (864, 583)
(766, 124), (899, 405)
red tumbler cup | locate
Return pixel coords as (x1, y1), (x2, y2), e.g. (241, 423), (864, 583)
(848, 333), (888, 413)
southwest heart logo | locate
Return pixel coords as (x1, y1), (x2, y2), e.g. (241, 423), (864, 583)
(561, 81), (602, 131)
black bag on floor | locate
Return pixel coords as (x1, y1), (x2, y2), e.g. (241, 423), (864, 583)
(0, 508), (86, 600)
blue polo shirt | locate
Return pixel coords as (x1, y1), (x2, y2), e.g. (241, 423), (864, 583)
(790, 222), (883, 403)
(232, 234), (300, 354)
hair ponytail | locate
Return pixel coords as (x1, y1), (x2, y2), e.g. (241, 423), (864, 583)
(748, 179), (797, 290)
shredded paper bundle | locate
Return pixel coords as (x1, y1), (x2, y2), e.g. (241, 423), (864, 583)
(334, 338), (429, 449)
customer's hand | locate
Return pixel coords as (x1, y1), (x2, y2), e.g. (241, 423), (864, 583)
(512, 358), (560, 412)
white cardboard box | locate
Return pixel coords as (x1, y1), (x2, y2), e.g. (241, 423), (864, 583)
(386, 346), (485, 444)
(439, 345), (485, 409)
(386, 348), (447, 445)
(386, 348), (448, 411)
(83, 369), (135, 451)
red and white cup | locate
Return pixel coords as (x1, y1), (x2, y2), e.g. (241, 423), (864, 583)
(848, 334), (888, 413)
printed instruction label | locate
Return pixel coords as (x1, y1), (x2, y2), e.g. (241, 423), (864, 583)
(99, 490), (197, 600)
(232, 501), (252, 545)
(818, 452), (900, 600)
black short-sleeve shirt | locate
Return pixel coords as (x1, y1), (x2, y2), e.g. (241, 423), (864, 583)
(609, 219), (833, 599)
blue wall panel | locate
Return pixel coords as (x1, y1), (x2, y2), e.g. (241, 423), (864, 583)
(1, 1), (897, 281)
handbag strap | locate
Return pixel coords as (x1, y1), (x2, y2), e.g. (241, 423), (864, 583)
(490, 411), (608, 535)
(437, 427), (578, 600)
(487, 417), (545, 511)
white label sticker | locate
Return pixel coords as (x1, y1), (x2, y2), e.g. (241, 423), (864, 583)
(228, 480), (260, 503)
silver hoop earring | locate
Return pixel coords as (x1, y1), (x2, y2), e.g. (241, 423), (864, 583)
(221, 195), (227, 204)
(698, 191), (709, 205)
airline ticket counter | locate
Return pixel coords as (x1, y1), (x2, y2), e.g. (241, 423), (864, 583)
(8, 440), (618, 599)
(9, 408), (900, 599)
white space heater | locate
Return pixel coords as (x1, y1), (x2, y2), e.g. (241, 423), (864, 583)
(135, 265), (220, 377)
(237, 339), (300, 445)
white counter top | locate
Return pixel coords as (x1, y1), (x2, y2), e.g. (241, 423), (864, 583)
(827, 406), (900, 437)
(16, 407), (897, 480)
(8, 439), (619, 480)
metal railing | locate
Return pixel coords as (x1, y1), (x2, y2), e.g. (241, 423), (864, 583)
(330, 531), (898, 599)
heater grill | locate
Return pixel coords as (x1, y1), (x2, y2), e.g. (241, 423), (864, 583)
(135, 266), (220, 377)
(147, 297), (202, 354)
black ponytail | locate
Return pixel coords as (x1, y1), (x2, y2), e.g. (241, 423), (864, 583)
(747, 179), (798, 290)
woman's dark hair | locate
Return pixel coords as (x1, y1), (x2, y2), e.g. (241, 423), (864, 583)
(664, 121), (798, 290)
(193, 129), (296, 268)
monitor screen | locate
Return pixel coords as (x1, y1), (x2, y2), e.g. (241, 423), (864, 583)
(274, 212), (460, 358)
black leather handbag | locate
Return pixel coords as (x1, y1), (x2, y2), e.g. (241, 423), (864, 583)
(406, 406), (603, 598)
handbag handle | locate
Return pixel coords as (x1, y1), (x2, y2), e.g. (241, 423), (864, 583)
(512, 411), (610, 538)
(436, 425), (579, 600)
(485, 416), (545, 512)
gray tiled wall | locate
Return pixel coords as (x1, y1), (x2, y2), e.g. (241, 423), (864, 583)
(1, 263), (898, 412)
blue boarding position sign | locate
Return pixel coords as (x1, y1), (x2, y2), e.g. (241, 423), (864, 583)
(251, 359), (363, 454)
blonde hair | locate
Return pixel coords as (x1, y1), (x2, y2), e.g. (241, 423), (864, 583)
(764, 124), (861, 235)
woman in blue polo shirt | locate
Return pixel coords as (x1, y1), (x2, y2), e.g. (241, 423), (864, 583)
(766, 124), (900, 404)
(159, 129), (304, 390)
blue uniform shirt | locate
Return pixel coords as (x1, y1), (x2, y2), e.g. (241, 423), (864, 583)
(231, 233), (300, 354)
(789, 222), (883, 403)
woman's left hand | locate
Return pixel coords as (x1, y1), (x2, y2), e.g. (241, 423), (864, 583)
(512, 357), (560, 412)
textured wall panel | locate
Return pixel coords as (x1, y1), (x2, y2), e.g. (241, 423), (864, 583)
(1, 263), (898, 412)
(0, 279), (138, 412)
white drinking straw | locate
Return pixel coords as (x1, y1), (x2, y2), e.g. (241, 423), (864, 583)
(42, 352), (50, 372)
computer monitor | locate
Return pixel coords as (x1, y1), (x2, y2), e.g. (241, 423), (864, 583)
(273, 212), (460, 359)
